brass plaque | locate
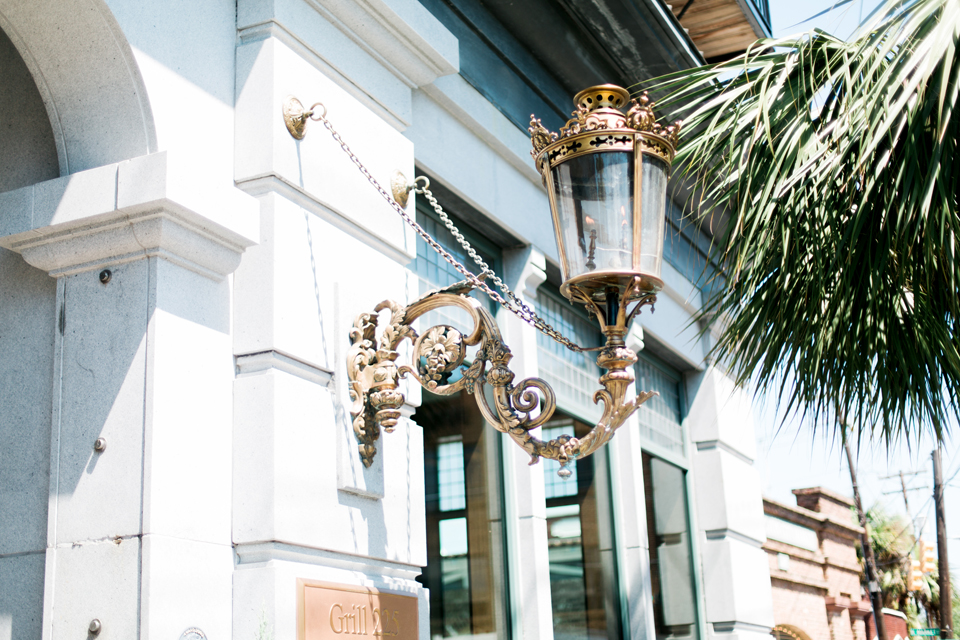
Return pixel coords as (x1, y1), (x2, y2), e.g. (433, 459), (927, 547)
(297, 579), (419, 640)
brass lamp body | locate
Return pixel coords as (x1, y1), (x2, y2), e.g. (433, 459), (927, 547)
(344, 84), (679, 476)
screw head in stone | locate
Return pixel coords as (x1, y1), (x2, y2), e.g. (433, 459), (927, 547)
(88, 619), (102, 636)
(99, 270), (112, 284)
(94, 437), (107, 453)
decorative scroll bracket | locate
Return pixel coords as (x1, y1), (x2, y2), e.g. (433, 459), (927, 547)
(346, 282), (658, 476)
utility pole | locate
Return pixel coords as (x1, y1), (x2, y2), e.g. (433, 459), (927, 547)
(881, 469), (927, 536)
(933, 448), (953, 638)
(899, 471), (913, 519)
(845, 438), (888, 640)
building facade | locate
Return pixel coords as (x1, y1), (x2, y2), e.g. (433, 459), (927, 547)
(764, 488), (872, 640)
(0, 1), (775, 639)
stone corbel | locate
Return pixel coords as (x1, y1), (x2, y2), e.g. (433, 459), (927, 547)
(0, 151), (258, 279)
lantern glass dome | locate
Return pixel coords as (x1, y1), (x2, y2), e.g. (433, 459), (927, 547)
(530, 85), (679, 309)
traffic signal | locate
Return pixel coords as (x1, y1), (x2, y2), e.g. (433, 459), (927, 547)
(921, 540), (937, 573)
(909, 558), (924, 591)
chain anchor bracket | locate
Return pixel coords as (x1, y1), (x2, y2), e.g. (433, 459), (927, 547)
(283, 95), (325, 140)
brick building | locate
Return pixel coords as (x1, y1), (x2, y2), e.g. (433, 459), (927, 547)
(764, 488), (873, 640)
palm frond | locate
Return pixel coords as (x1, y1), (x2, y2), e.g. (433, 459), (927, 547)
(642, 0), (960, 443)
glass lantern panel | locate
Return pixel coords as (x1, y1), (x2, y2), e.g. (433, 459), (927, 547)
(639, 155), (669, 278)
(551, 152), (634, 281)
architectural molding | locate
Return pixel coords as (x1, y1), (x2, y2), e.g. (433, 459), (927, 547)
(0, 151), (258, 280)
(704, 528), (766, 549)
(0, 0), (157, 174)
(626, 323), (645, 352)
(236, 175), (414, 267)
(234, 541), (421, 582)
(420, 76), (542, 184)
(695, 439), (756, 466)
(502, 245), (546, 302)
(824, 595), (872, 614)
(713, 620), (775, 634)
(235, 350), (334, 387)
(769, 569), (830, 591)
(236, 0), (458, 131)
(237, 21), (411, 131)
(305, 0), (458, 87)
(762, 539), (825, 563)
(238, 0), (458, 90)
(764, 496), (864, 539)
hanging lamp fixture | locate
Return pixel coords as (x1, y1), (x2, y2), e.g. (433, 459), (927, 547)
(283, 84), (681, 476)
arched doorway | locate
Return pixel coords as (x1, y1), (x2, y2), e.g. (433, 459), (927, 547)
(0, 0), (156, 177)
(0, 4), (157, 638)
(772, 624), (815, 640)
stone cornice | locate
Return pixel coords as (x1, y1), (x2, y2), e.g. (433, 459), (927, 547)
(238, 0), (459, 90)
(793, 486), (854, 507)
(764, 539), (863, 576)
(764, 497), (863, 539)
(769, 569), (829, 592)
(0, 152), (258, 280)
(764, 539), (825, 564)
(825, 595), (873, 616)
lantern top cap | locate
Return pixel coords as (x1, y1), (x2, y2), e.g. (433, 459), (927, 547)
(573, 85), (631, 112)
(528, 84), (682, 167)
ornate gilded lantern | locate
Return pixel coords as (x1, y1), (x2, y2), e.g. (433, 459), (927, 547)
(283, 84), (681, 476)
(529, 84), (679, 317)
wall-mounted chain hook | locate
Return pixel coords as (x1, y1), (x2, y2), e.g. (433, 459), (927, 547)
(391, 174), (429, 208)
(282, 96), (326, 140)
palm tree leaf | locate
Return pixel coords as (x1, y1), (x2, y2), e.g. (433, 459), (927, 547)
(639, 0), (960, 442)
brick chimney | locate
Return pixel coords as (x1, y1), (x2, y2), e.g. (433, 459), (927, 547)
(792, 487), (856, 523)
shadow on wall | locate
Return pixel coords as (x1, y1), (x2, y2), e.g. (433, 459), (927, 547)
(0, 27), (57, 192)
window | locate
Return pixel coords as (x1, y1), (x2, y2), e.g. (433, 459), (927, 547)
(662, 198), (725, 297)
(419, 393), (509, 639)
(414, 205), (499, 344)
(413, 201), (510, 639)
(636, 351), (685, 456)
(535, 287), (603, 423)
(643, 453), (699, 640)
(542, 414), (622, 640)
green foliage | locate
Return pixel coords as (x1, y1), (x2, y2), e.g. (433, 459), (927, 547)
(854, 505), (951, 627)
(646, 0), (960, 442)
(866, 507), (914, 611)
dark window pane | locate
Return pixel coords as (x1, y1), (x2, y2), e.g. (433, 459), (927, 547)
(543, 414), (621, 640)
(643, 453), (699, 640)
(636, 355), (685, 455)
(417, 393), (509, 638)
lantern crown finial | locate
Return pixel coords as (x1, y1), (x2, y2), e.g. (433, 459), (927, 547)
(573, 84), (631, 111)
(529, 85), (680, 169)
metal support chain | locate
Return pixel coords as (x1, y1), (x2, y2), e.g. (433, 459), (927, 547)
(303, 104), (593, 353)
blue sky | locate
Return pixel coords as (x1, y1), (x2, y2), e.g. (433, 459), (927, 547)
(769, 0), (884, 39)
(755, 0), (960, 574)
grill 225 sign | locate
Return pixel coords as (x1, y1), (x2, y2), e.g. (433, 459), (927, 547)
(298, 580), (419, 639)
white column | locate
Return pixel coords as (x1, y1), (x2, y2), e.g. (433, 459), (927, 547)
(0, 152), (258, 640)
(498, 246), (554, 639)
(230, 9), (446, 636)
(686, 366), (775, 640)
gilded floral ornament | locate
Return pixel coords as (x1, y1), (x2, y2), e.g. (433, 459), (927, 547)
(417, 325), (465, 388)
(625, 93), (655, 131)
(529, 86), (682, 172)
(528, 115), (557, 155)
(346, 283), (657, 474)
